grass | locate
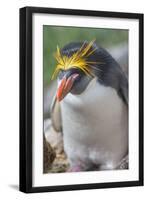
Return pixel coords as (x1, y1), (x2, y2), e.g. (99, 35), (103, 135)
(43, 26), (128, 86)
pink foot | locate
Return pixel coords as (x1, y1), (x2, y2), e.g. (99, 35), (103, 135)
(67, 165), (82, 172)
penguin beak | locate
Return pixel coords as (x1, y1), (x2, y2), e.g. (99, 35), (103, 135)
(56, 73), (79, 102)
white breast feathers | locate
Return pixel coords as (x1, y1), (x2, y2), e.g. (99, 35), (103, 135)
(61, 78), (128, 171)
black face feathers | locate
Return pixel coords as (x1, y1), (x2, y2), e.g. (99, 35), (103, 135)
(56, 41), (128, 104)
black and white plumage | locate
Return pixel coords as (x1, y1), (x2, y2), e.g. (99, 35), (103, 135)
(51, 41), (128, 171)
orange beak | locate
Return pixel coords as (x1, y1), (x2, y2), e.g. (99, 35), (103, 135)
(56, 73), (79, 102)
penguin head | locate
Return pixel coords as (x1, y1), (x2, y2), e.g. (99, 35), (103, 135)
(52, 40), (128, 103)
(52, 40), (102, 101)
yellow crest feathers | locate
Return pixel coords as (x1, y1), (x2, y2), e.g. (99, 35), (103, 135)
(52, 40), (101, 80)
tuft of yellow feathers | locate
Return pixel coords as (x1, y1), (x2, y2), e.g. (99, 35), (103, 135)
(52, 40), (101, 79)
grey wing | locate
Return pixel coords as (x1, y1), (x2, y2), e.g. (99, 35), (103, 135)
(109, 43), (128, 105)
(118, 74), (128, 105)
(50, 95), (62, 132)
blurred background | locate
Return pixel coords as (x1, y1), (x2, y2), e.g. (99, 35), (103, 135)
(43, 26), (128, 173)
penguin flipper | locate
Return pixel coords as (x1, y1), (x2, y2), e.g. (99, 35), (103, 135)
(50, 95), (62, 132)
(118, 74), (128, 105)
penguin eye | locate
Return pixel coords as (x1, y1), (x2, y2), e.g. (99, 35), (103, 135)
(58, 69), (65, 80)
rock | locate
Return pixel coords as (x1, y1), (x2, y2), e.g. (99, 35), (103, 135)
(116, 155), (129, 169)
(44, 119), (69, 173)
(43, 134), (56, 173)
(44, 119), (63, 154)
